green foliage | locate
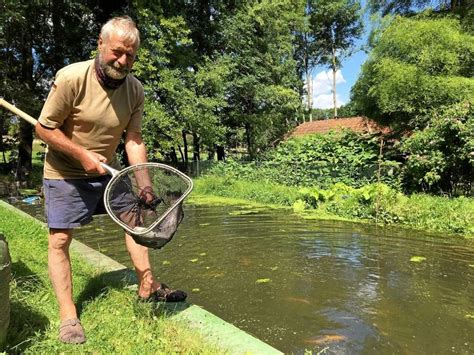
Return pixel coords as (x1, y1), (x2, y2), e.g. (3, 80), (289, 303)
(352, 14), (473, 194)
(400, 102), (473, 194)
(133, 9), (232, 161)
(208, 130), (401, 189)
(194, 176), (301, 207)
(194, 177), (474, 236)
(368, 0), (471, 16)
(352, 15), (474, 130)
(221, 0), (303, 158)
(310, 0), (364, 67)
(299, 0), (363, 118)
(311, 103), (358, 119)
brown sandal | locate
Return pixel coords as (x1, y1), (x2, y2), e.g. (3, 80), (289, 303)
(138, 283), (187, 303)
(59, 318), (86, 344)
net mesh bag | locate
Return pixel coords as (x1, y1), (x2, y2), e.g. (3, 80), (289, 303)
(104, 163), (193, 249)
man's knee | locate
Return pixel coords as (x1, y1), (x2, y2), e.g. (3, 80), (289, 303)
(49, 229), (73, 250)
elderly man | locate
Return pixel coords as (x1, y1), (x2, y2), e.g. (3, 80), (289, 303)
(35, 16), (186, 344)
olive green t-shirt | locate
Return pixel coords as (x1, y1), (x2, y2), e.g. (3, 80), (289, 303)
(39, 59), (144, 179)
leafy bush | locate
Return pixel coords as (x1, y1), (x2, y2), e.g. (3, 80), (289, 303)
(401, 102), (473, 195)
(206, 130), (402, 189)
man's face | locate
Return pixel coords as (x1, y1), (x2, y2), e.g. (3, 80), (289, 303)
(98, 32), (138, 80)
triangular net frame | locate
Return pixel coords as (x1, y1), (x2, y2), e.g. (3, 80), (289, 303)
(103, 163), (193, 241)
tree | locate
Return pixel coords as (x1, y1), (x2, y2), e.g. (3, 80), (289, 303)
(352, 14), (473, 194)
(220, 0), (303, 158)
(351, 15), (474, 130)
(0, 0), (127, 180)
(311, 102), (357, 119)
(309, 0), (363, 118)
(294, 1), (319, 122)
(368, 0), (471, 16)
(133, 8), (231, 163)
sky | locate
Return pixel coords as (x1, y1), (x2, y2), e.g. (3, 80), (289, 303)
(308, 4), (371, 109)
(309, 48), (368, 109)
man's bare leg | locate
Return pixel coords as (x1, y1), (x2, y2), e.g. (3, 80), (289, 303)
(125, 233), (159, 297)
(125, 234), (187, 302)
(48, 228), (77, 320)
(49, 228), (86, 344)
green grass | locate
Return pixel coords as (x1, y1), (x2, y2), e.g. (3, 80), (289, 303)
(0, 203), (224, 354)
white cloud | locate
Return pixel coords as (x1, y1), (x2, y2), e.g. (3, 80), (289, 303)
(313, 93), (345, 109)
(305, 69), (346, 109)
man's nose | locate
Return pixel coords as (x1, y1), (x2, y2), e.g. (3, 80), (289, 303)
(117, 54), (128, 66)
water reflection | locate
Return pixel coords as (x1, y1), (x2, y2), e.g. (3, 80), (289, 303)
(9, 201), (474, 354)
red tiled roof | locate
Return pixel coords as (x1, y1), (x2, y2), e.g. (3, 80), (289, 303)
(291, 117), (390, 137)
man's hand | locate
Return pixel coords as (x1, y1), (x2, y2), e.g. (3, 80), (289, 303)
(78, 150), (108, 174)
(139, 186), (160, 208)
(35, 123), (108, 175)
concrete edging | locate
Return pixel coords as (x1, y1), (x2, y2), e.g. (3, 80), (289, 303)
(0, 200), (282, 354)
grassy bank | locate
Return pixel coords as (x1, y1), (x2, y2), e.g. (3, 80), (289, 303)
(193, 176), (474, 237)
(0, 203), (224, 353)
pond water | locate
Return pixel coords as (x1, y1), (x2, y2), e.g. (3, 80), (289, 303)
(8, 200), (474, 354)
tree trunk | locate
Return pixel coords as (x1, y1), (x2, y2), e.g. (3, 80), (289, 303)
(307, 68), (313, 122)
(304, 32), (313, 122)
(169, 147), (179, 164)
(177, 145), (185, 163)
(181, 130), (188, 163)
(192, 132), (200, 161)
(245, 122), (256, 159)
(0, 118), (6, 165)
(331, 46), (338, 118)
(207, 147), (215, 160)
(216, 145), (225, 161)
(16, 119), (33, 183)
(18, 42), (35, 183)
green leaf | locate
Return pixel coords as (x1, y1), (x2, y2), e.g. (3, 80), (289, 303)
(255, 278), (271, 284)
(410, 256), (427, 262)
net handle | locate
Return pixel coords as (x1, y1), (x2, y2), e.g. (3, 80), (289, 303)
(0, 98), (120, 176)
(100, 163), (118, 176)
(1, 97), (193, 236)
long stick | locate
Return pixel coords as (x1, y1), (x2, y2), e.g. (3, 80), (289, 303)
(0, 98), (38, 126)
(0, 97), (118, 175)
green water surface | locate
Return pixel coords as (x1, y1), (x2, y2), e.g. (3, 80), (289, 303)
(12, 201), (474, 354)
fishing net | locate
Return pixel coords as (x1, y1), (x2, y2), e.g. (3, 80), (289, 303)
(104, 163), (193, 249)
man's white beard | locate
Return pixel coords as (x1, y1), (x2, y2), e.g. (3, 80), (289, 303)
(98, 53), (129, 80)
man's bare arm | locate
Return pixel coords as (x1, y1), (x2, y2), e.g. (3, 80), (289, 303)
(124, 131), (148, 165)
(35, 123), (107, 174)
(124, 131), (153, 190)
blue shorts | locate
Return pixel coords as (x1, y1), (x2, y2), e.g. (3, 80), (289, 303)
(43, 177), (111, 229)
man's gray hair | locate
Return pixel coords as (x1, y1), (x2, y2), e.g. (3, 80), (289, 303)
(100, 16), (140, 47)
